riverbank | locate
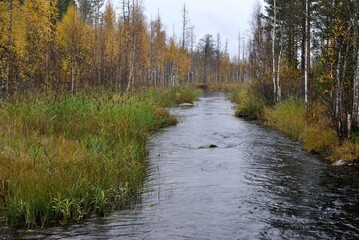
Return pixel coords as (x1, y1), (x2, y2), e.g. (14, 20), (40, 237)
(230, 85), (359, 163)
(0, 86), (200, 228)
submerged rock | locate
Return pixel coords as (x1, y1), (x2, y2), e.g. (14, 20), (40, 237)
(178, 103), (195, 107)
(199, 144), (218, 149)
(333, 160), (348, 166)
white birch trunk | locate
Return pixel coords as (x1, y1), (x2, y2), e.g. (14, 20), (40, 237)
(126, 49), (135, 92)
(71, 55), (75, 93)
(272, 0), (277, 103)
(354, 49), (359, 125)
(276, 46), (282, 103)
(335, 52), (342, 119)
(348, 113), (352, 138)
(352, 2), (359, 128)
(304, 0), (310, 112)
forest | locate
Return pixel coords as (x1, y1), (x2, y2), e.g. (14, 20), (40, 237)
(245, 0), (359, 143)
(0, 0), (238, 96)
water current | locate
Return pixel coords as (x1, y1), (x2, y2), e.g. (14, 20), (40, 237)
(2, 92), (359, 239)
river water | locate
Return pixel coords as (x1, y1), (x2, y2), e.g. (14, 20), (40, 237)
(2, 92), (359, 239)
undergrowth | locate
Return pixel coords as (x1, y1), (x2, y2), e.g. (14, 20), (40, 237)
(229, 84), (354, 162)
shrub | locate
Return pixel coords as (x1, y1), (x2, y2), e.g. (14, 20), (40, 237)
(230, 85), (264, 120)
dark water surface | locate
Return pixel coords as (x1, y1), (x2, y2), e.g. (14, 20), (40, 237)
(2, 92), (359, 239)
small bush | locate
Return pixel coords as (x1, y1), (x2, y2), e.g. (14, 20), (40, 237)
(230, 85), (264, 120)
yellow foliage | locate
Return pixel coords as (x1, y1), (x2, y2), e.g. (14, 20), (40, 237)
(166, 38), (179, 64)
(0, 2), (8, 47)
(56, 5), (95, 85)
(178, 49), (189, 81)
(220, 54), (231, 82)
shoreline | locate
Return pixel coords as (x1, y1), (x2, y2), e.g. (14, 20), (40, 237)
(226, 85), (359, 165)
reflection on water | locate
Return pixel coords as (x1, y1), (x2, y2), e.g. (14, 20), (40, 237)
(2, 92), (359, 239)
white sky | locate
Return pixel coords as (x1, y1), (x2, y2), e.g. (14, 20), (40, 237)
(143, 0), (265, 58)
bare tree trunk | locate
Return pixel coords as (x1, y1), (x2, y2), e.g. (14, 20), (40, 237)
(181, 4), (190, 50)
(304, 0), (310, 112)
(126, 48), (135, 91)
(354, 48), (359, 127)
(335, 52), (341, 118)
(336, 51), (343, 141)
(352, 1), (359, 130)
(95, 0), (103, 86)
(272, 0), (277, 103)
(71, 54), (75, 93)
(241, 38), (245, 82)
(276, 46), (282, 102)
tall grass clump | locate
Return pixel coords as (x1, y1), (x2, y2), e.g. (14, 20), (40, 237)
(230, 85), (264, 120)
(264, 99), (306, 140)
(264, 99), (338, 157)
(0, 87), (198, 228)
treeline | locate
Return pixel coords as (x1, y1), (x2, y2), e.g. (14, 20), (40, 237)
(246, 0), (359, 140)
(0, 0), (241, 97)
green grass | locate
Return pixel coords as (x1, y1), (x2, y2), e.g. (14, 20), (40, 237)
(264, 99), (306, 140)
(230, 85), (264, 120)
(264, 100), (338, 156)
(0, 86), (199, 228)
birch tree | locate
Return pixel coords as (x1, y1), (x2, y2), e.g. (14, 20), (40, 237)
(304, 0), (310, 112)
(352, 0), (359, 130)
(57, 5), (91, 92)
(272, 0), (277, 103)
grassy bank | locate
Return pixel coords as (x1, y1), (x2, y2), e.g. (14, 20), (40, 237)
(230, 86), (264, 120)
(0, 86), (200, 228)
(230, 85), (359, 162)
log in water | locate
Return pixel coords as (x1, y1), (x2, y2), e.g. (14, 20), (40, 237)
(2, 92), (359, 239)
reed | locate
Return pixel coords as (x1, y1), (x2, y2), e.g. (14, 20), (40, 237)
(0, 87), (199, 228)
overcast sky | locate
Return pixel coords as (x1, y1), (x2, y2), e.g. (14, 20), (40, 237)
(142, 0), (265, 58)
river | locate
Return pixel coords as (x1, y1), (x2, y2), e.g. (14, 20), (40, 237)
(2, 92), (359, 239)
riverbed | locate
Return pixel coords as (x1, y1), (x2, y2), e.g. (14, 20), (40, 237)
(2, 92), (359, 239)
